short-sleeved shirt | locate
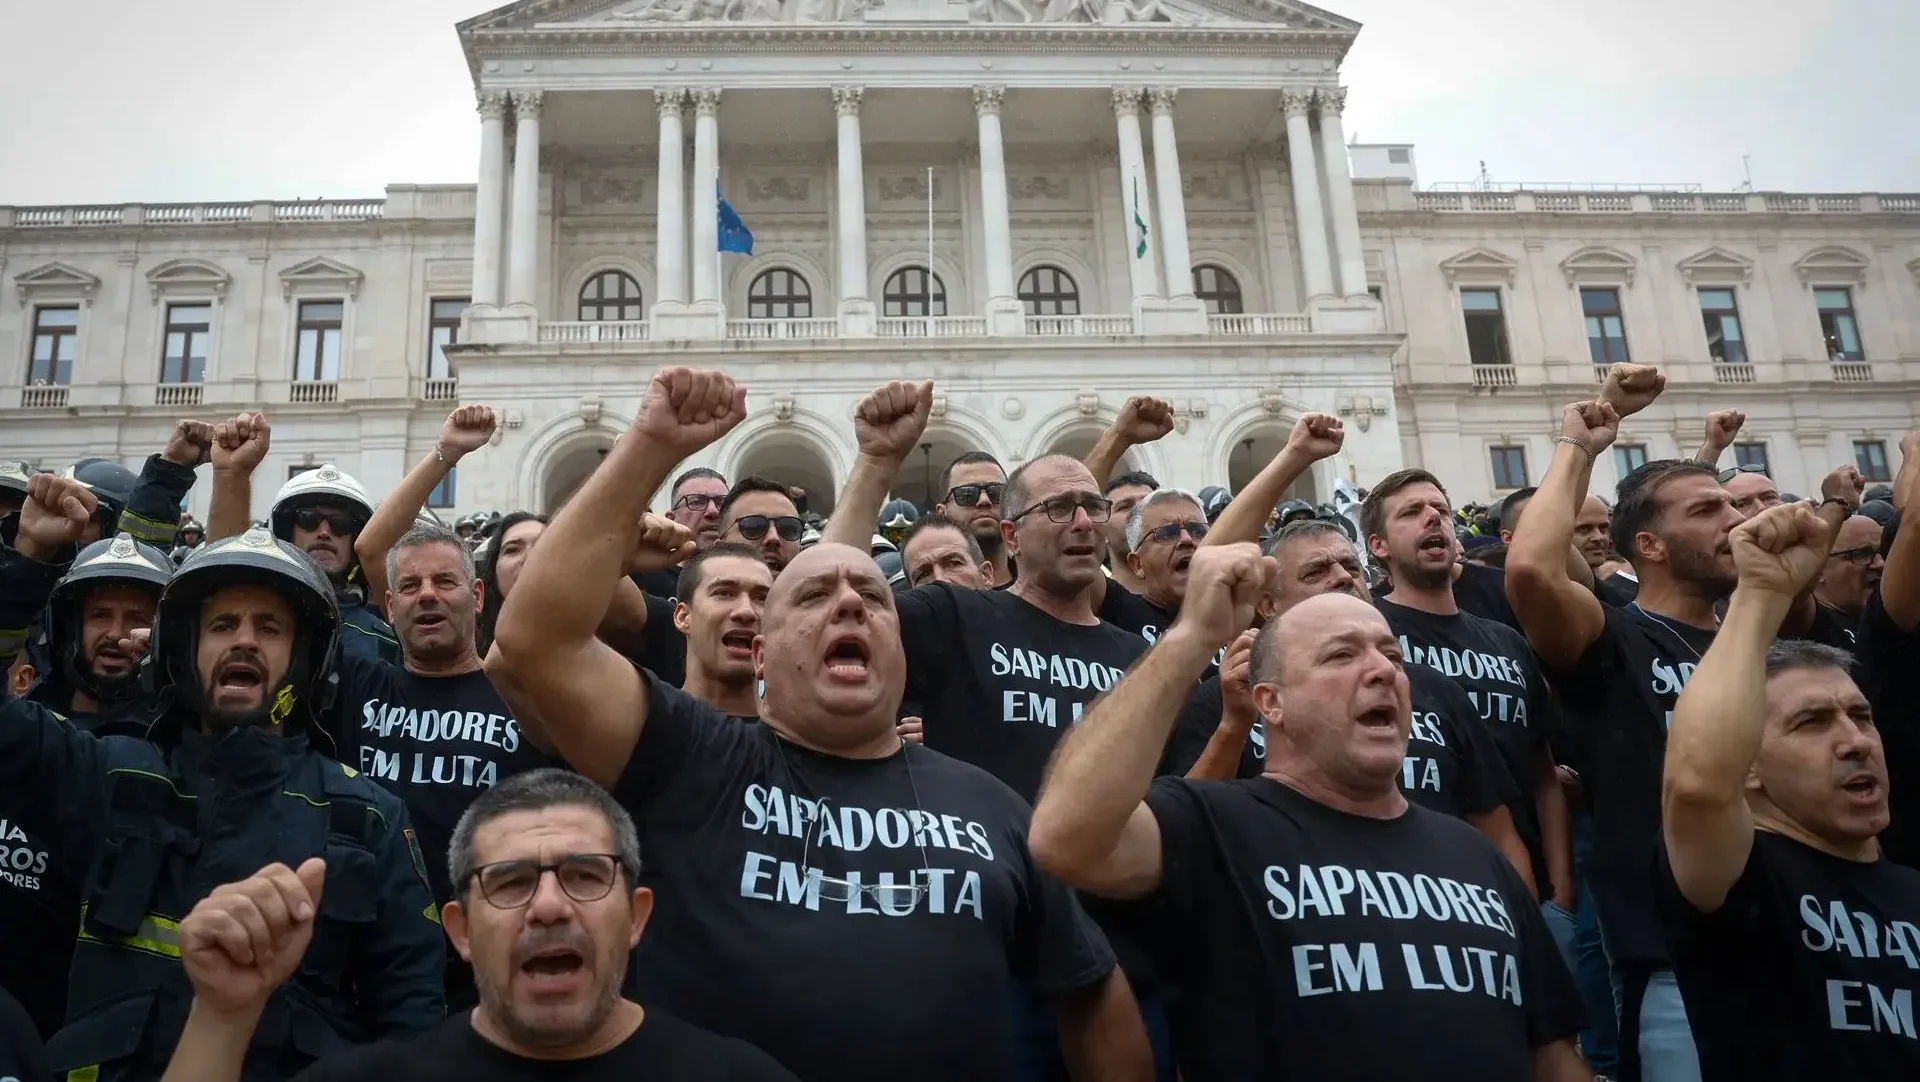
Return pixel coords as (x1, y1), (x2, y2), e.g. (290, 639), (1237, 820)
(1451, 562), (1523, 633)
(1853, 591), (1920, 866)
(613, 674), (1115, 1082)
(1136, 777), (1582, 1081)
(1658, 831), (1920, 1081)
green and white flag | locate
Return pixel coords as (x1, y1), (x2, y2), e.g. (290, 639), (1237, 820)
(1133, 177), (1150, 259)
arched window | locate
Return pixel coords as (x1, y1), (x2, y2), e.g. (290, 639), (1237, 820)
(748, 268), (812, 319)
(578, 271), (644, 322)
(882, 266), (947, 318)
(1193, 264), (1243, 315)
(1018, 266), (1080, 316)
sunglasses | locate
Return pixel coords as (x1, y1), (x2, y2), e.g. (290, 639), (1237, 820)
(293, 508), (363, 535)
(731, 515), (804, 543)
(1717, 464), (1769, 484)
(945, 483), (1005, 507)
(1142, 520), (1210, 544)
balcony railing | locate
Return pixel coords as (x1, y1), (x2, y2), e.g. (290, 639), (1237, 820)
(290, 381), (339, 404)
(724, 318), (840, 340)
(6, 199), (385, 227)
(1591, 364), (1614, 383)
(1025, 314), (1138, 336)
(1208, 313), (1313, 336)
(1713, 363), (1756, 384)
(423, 378), (459, 402)
(1831, 362), (1874, 383)
(876, 316), (989, 338)
(155, 383), (203, 407)
(539, 320), (651, 344)
(1470, 364), (1518, 389)
(1413, 190), (1920, 215)
(20, 385), (68, 408)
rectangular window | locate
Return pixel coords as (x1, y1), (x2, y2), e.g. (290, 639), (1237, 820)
(1581, 287), (1631, 364)
(1460, 289), (1511, 366)
(161, 303), (212, 384)
(1854, 440), (1891, 483)
(1489, 445), (1528, 490)
(428, 298), (466, 380)
(288, 464), (318, 481)
(1815, 288), (1864, 361)
(428, 467), (456, 509)
(1697, 288), (1747, 364)
(28, 306), (79, 385)
(1733, 442), (1770, 473)
(294, 300), (344, 382)
(1613, 443), (1649, 477)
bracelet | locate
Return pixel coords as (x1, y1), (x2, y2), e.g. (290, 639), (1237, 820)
(1554, 435), (1596, 462)
(433, 445), (449, 466)
(1819, 496), (1855, 514)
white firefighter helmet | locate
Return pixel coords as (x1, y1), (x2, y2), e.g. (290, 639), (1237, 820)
(269, 464), (375, 541)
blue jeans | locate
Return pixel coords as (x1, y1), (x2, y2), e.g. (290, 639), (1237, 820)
(1541, 901), (1579, 983)
(1607, 964), (1701, 1082)
(1572, 820), (1619, 1073)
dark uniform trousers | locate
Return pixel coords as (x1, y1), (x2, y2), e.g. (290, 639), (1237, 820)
(0, 700), (447, 1082)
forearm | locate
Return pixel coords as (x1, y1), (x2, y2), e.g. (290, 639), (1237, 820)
(1692, 440), (1728, 467)
(120, 455), (199, 547)
(595, 578), (652, 659)
(1780, 501), (1850, 638)
(1082, 428), (1134, 488)
(161, 1002), (258, 1082)
(822, 452), (903, 549)
(1563, 545), (1594, 590)
(1666, 587), (1791, 798)
(1186, 711), (1255, 780)
(206, 470), (254, 542)
(1882, 501), (1920, 631)
(1469, 806), (1537, 897)
(1032, 629), (1214, 867)
(1207, 448), (1314, 547)
(357, 448), (459, 602)
(0, 545), (66, 662)
(1536, 754), (1573, 906)
(1530, 1039), (1594, 1082)
(1056, 969), (1154, 1082)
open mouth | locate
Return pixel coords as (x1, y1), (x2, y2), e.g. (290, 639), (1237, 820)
(1061, 542), (1097, 559)
(823, 636), (871, 681)
(1356, 704), (1399, 730)
(216, 661), (264, 694)
(721, 629), (755, 658)
(519, 946), (587, 991)
(1841, 774), (1882, 799)
(413, 612), (447, 631)
(1172, 552), (1195, 573)
(1417, 533), (1451, 555)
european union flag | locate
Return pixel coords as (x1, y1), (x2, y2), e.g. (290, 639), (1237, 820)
(717, 185), (754, 255)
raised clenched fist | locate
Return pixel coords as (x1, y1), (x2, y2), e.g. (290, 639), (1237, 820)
(852, 380), (935, 461)
(1112, 396), (1176, 446)
(212, 413), (271, 474)
(163, 419), (216, 468)
(16, 474), (99, 561)
(1820, 464), (1865, 511)
(1702, 410), (1746, 453)
(1179, 544), (1275, 652)
(623, 512), (696, 577)
(632, 368), (748, 456)
(1286, 413), (1344, 462)
(437, 405), (499, 461)
(1599, 364), (1666, 418)
(179, 859), (325, 1019)
(1559, 400), (1621, 456)
(1731, 501), (1833, 598)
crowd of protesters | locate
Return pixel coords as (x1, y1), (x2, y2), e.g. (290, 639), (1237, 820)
(0, 360), (1913, 1082)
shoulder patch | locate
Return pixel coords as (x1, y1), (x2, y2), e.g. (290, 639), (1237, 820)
(402, 826), (433, 896)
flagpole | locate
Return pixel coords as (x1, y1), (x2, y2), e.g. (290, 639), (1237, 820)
(925, 166), (934, 338)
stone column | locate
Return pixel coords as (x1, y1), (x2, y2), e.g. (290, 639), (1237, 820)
(469, 91), (509, 308)
(506, 91), (544, 310)
(1112, 87), (1162, 305)
(834, 86), (875, 335)
(653, 89), (688, 310)
(1282, 88), (1334, 302)
(1315, 87), (1368, 298)
(689, 89), (722, 310)
(974, 86), (1024, 334)
(1147, 87), (1195, 301)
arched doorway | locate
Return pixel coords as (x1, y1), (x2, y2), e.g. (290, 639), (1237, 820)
(1226, 425), (1318, 504)
(735, 432), (839, 518)
(1045, 427), (1144, 476)
(543, 438), (615, 516)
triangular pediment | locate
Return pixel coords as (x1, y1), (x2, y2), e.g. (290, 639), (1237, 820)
(146, 258), (233, 301)
(1439, 247), (1518, 285)
(13, 261), (102, 303)
(1676, 246), (1753, 285)
(1560, 245), (1636, 287)
(1792, 244), (1869, 284)
(278, 256), (364, 299)
(463, 0), (1354, 30)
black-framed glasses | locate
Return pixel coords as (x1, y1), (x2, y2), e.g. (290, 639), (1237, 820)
(1011, 494), (1112, 524)
(945, 483), (1005, 507)
(292, 508), (362, 535)
(775, 740), (934, 912)
(731, 515), (804, 543)
(674, 493), (722, 514)
(470, 853), (623, 909)
(1142, 520), (1209, 545)
(1830, 545), (1881, 565)
(1717, 464), (1769, 484)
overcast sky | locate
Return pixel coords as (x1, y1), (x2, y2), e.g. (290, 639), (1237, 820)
(0, 0), (1911, 205)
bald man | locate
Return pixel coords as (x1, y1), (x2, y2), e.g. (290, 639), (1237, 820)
(486, 367), (1151, 1082)
(1032, 551), (1590, 1082)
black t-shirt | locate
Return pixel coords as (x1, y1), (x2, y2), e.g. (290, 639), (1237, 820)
(897, 584), (1151, 804)
(1545, 603), (1716, 966)
(1138, 776), (1582, 1081)
(1098, 579), (1222, 680)
(1800, 601), (1861, 652)
(1162, 666), (1519, 824)
(630, 573), (690, 689)
(1376, 600), (1562, 896)
(1854, 590), (1920, 867)
(1658, 831), (1920, 1081)
(1594, 573), (1639, 608)
(1452, 562), (1522, 632)
(291, 1009), (798, 1082)
(613, 673), (1115, 1082)
(0, 983), (48, 1082)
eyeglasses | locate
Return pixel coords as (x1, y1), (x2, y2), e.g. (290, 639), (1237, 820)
(1141, 520), (1209, 545)
(1011, 495), (1112, 524)
(731, 515), (804, 543)
(776, 740), (934, 911)
(1830, 545), (1881, 565)
(945, 483), (1005, 507)
(470, 853), (623, 909)
(1717, 464), (1769, 484)
(292, 508), (362, 536)
(674, 493), (722, 514)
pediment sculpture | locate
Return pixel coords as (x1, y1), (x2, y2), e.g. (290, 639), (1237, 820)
(603, 0), (1204, 24)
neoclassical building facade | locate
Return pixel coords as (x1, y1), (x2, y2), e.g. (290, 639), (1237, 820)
(3, 0), (1917, 521)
